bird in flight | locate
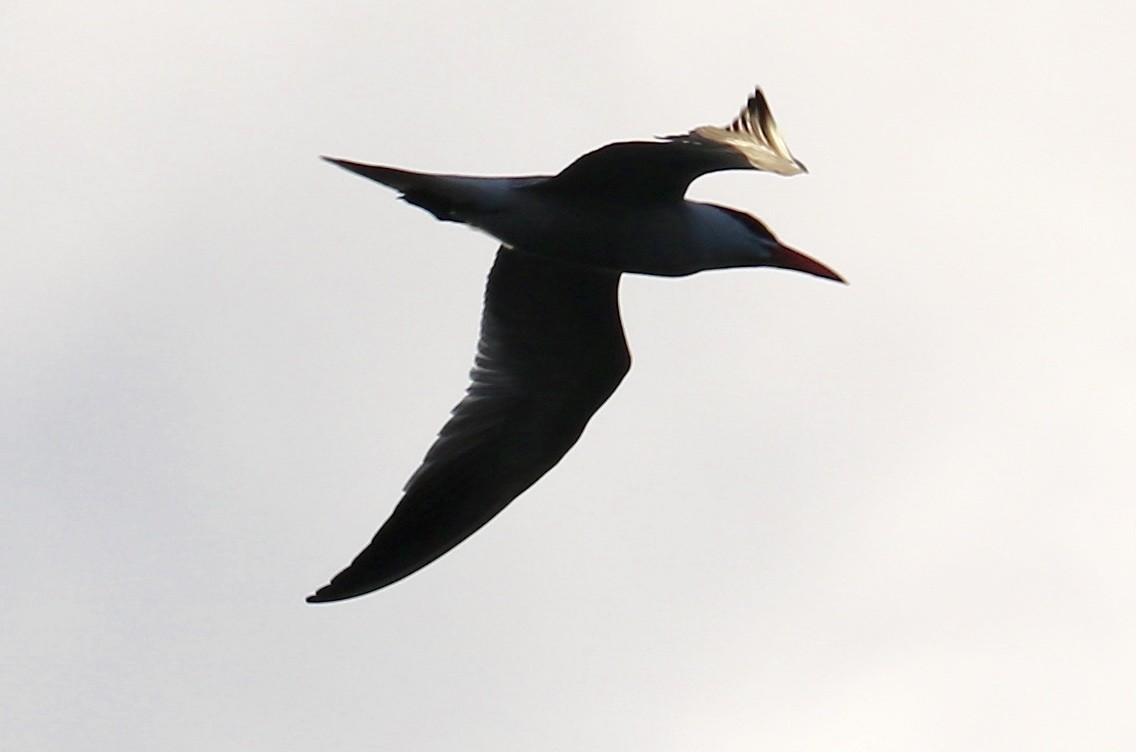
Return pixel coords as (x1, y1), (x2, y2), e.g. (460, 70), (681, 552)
(308, 88), (843, 603)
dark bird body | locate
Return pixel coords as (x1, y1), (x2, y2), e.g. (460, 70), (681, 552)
(308, 89), (843, 603)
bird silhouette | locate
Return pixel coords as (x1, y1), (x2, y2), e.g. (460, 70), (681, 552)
(308, 88), (843, 603)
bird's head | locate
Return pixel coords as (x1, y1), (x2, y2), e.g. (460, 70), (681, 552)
(716, 206), (845, 283)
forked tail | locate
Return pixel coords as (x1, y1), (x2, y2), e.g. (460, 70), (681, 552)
(321, 156), (475, 222)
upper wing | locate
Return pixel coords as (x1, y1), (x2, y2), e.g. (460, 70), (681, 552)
(540, 87), (807, 202)
(307, 248), (630, 602)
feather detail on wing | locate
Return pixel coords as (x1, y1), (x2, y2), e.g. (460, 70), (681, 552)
(667, 87), (807, 176)
(539, 87), (806, 201)
(307, 248), (629, 602)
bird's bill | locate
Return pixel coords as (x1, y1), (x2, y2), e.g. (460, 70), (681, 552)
(765, 242), (845, 283)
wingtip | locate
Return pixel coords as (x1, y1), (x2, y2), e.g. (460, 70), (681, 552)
(306, 584), (387, 604)
(305, 584), (344, 604)
(736, 86), (772, 129)
(672, 86), (806, 177)
(748, 86), (770, 113)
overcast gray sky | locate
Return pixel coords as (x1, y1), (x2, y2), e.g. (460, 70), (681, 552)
(4, 2), (1134, 749)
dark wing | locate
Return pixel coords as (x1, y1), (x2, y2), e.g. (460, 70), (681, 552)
(307, 248), (630, 602)
(538, 87), (806, 202)
(542, 140), (752, 202)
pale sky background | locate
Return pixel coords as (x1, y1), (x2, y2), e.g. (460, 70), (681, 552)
(4, 2), (1134, 750)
